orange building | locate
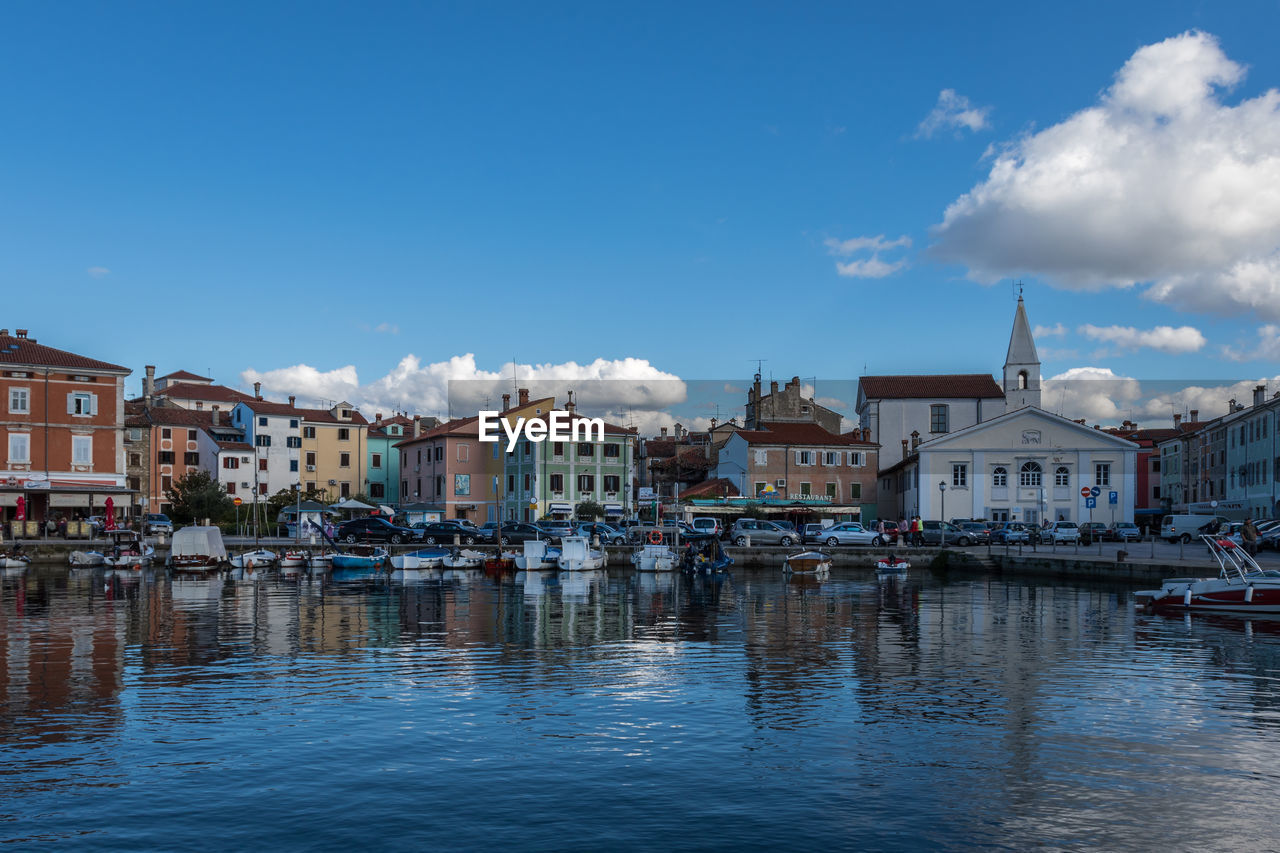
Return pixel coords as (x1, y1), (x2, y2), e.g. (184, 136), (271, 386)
(0, 328), (131, 526)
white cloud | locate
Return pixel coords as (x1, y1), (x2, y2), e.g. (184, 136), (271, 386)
(1041, 368), (1280, 426)
(916, 89), (992, 138)
(1042, 367), (1145, 424)
(1077, 323), (1206, 353)
(87, 266), (110, 279)
(1033, 323), (1068, 338)
(825, 234), (912, 279)
(930, 31), (1280, 319)
(1222, 325), (1280, 362)
(374, 322), (399, 335)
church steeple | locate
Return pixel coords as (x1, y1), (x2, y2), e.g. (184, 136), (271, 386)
(1003, 294), (1041, 412)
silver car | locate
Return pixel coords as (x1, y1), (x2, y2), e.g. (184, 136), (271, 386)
(816, 522), (883, 547)
(728, 519), (799, 547)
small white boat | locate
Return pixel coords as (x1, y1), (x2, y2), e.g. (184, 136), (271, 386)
(391, 548), (449, 569)
(442, 548), (486, 569)
(558, 536), (606, 572)
(102, 531), (155, 570)
(229, 549), (278, 569)
(168, 526), (229, 573)
(784, 550), (832, 574)
(307, 552), (333, 571)
(515, 539), (561, 570)
(330, 546), (389, 570)
(1138, 535), (1280, 614)
(631, 542), (678, 572)
(69, 549), (106, 567)
(279, 550), (309, 569)
(876, 553), (910, 573)
(0, 552), (31, 570)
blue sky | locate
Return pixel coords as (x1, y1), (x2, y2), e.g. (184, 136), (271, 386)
(4, 1), (1280, 429)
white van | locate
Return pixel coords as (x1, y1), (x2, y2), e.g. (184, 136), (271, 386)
(1160, 514), (1229, 544)
(691, 517), (723, 537)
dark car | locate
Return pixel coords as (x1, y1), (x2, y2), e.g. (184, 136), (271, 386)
(990, 522), (1030, 544)
(537, 520), (576, 539)
(958, 522), (991, 545)
(575, 522), (627, 545)
(337, 516), (419, 545)
(412, 521), (480, 545)
(498, 522), (553, 546)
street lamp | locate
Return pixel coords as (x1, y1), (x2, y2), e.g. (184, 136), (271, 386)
(939, 481), (947, 523)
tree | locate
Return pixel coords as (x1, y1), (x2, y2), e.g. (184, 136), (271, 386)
(575, 499), (604, 520)
(166, 470), (235, 525)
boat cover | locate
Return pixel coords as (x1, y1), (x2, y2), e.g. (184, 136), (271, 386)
(169, 526), (228, 559)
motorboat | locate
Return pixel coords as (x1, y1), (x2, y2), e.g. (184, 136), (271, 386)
(515, 539), (561, 570)
(307, 551), (333, 571)
(784, 550), (832, 574)
(279, 550), (308, 569)
(68, 548), (106, 567)
(329, 546), (389, 570)
(102, 530), (155, 570)
(168, 526), (229, 573)
(1138, 535), (1280, 614)
(390, 547), (449, 570)
(678, 533), (733, 574)
(557, 536), (606, 572)
(0, 548), (31, 570)
(876, 553), (910, 573)
(229, 548), (278, 570)
(631, 542), (678, 572)
(442, 548), (486, 569)
(485, 551), (518, 570)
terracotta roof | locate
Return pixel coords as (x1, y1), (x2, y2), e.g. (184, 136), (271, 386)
(732, 422), (875, 447)
(217, 441), (254, 452)
(859, 374), (1004, 400)
(678, 478), (741, 499)
(149, 407), (215, 427)
(0, 332), (128, 373)
(298, 407), (370, 426)
(159, 369), (212, 382)
(155, 382), (255, 404)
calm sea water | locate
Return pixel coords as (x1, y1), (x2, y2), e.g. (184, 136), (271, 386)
(4, 564), (1280, 851)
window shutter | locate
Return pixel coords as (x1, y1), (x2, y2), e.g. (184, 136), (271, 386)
(90, 394), (98, 415)
(67, 393), (75, 414)
(795, 450), (802, 465)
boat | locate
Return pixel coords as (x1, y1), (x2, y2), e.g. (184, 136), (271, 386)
(442, 548), (486, 569)
(229, 548), (278, 570)
(329, 545), (389, 570)
(631, 542), (678, 572)
(279, 550), (308, 569)
(678, 533), (733, 574)
(168, 526), (229, 573)
(390, 547), (449, 569)
(100, 530), (155, 569)
(557, 536), (606, 572)
(307, 551), (333, 571)
(0, 548), (31, 569)
(784, 550), (832, 574)
(1138, 535), (1280, 614)
(514, 539), (561, 570)
(68, 548), (106, 567)
(485, 551), (517, 570)
(876, 553), (910, 573)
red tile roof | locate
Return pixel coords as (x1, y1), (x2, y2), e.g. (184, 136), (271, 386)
(159, 369), (212, 382)
(155, 382), (255, 404)
(678, 478), (741, 499)
(733, 422), (875, 447)
(860, 374), (1004, 400)
(217, 441), (255, 452)
(149, 407), (216, 427)
(0, 332), (128, 373)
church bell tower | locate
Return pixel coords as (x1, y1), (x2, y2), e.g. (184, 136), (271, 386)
(1003, 293), (1041, 412)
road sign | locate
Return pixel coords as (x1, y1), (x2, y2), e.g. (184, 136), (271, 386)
(233, 497), (243, 506)
(1109, 491), (1118, 505)
(1089, 486), (1101, 498)
(1085, 497), (1097, 509)
(1080, 487), (1091, 498)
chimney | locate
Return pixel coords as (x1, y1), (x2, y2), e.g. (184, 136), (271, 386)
(502, 393), (510, 410)
(413, 415), (422, 437)
(288, 395), (296, 407)
(1254, 385), (1266, 407)
(375, 412), (383, 427)
(1174, 413), (1182, 426)
(15, 329), (28, 339)
(254, 381), (262, 400)
(1190, 409), (1199, 422)
(518, 388), (529, 407)
(910, 429), (921, 450)
(901, 438), (909, 457)
(660, 427), (668, 438)
(144, 365), (155, 406)
(1228, 398), (1237, 413)
(770, 380), (779, 395)
(675, 422), (684, 439)
(710, 418), (718, 429)
(565, 390), (575, 415)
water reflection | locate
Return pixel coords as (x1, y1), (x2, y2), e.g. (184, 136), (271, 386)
(3, 565), (1280, 850)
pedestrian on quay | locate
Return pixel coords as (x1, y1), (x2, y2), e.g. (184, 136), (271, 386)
(898, 517), (907, 546)
(912, 516), (924, 547)
(1243, 517), (1259, 557)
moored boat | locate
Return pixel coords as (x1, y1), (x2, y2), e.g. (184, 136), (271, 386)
(679, 533), (733, 573)
(168, 526), (229, 573)
(68, 548), (106, 567)
(330, 545), (389, 570)
(279, 550), (308, 569)
(514, 539), (561, 570)
(1138, 535), (1280, 614)
(442, 548), (486, 569)
(390, 547), (449, 569)
(784, 550), (832, 574)
(557, 536), (606, 572)
(229, 548), (278, 570)
(631, 542), (678, 572)
(102, 530), (155, 570)
(0, 549), (31, 570)
(876, 553), (910, 573)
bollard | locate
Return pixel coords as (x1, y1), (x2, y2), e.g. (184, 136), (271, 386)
(1150, 532), (1156, 560)
(744, 535), (751, 548)
(453, 534), (460, 546)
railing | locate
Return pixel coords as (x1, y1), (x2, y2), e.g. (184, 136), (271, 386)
(1201, 534), (1262, 582)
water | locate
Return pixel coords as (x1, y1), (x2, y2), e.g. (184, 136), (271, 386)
(4, 565), (1280, 851)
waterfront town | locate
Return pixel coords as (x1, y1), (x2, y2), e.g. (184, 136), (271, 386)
(2, 297), (1273, 537)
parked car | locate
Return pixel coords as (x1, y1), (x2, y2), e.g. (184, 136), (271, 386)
(1107, 522), (1142, 542)
(801, 523), (830, 545)
(575, 522), (627, 545)
(772, 521), (797, 533)
(990, 522), (1030, 544)
(727, 519), (798, 547)
(498, 522), (553, 546)
(537, 520), (576, 539)
(691, 517), (723, 537)
(920, 520), (971, 547)
(1045, 521), (1081, 543)
(411, 521), (482, 545)
(958, 522), (991, 545)
(337, 516), (420, 544)
(814, 522), (882, 547)
(876, 520), (901, 544)
(144, 513), (173, 535)
(1079, 522), (1108, 544)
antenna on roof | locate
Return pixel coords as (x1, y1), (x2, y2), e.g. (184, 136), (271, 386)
(751, 359), (766, 382)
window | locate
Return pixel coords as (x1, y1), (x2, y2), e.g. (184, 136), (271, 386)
(72, 435), (92, 465)
(1095, 463), (1111, 487)
(577, 443), (594, 458)
(338, 428), (350, 441)
(578, 474), (595, 492)
(9, 388), (29, 413)
(1152, 486), (1161, 500)
(775, 479), (786, 489)
(128, 427), (143, 441)
(754, 449), (768, 465)
(604, 475), (620, 493)
(129, 452), (141, 467)
(1017, 370), (1029, 390)
(455, 474), (471, 496)
(434, 446), (443, 462)
(824, 451), (840, 466)
(369, 483), (384, 498)
(339, 452), (351, 468)
(290, 460), (298, 472)
(553, 442), (564, 457)
(754, 482), (766, 495)
(305, 451), (316, 467)
(188, 429), (198, 441)
(930, 404), (949, 433)
(1019, 461), (1042, 487)
(1055, 466), (1070, 486)
(952, 464), (967, 487)
(1152, 459), (1160, 473)
(848, 451), (865, 467)
(523, 473), (531, 490)
(223, 457), (239, 469)
(255, 435), (271, 447)
(523, 442), (531, 457)
(161, 428), (171, 439)
(826, 482), (837, 499)
(157, 451), (175, 465)
(550, 473), (564, 492)
(303, 426), (316, 439)
(800, 482), (811, 495)
(259, 458), (268, 471)
(259, 483), (269, 496)
(259, 416), (268, 427)
(507, 474), (515, 492)
(8, 433), (30, 463)
(184, 452), (199, 465)
(286, 437), (302, 448)
(795, 450), (814, 466)
(850, 483), (862, 500)
(162, 475), (172, 494)
(372, 453), (382, 469)
(457, 444), (469, 463)
(992, 466), (1008, 487)
(68, 392), (97, 416)
(604, 444), (620, 458)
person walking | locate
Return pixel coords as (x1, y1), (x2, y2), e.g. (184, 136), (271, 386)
(1243, 517), (1259, 557)
(912, 516), (924, 547)
(897, 517), (907, 546)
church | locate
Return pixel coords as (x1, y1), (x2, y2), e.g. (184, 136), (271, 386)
(859, 296), (1139, 525)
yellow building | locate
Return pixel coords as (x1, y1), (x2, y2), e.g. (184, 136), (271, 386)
(299, 401), (370, 501)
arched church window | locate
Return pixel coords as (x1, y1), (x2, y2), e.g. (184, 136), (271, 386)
(1020, 461), (1042, 487)
(1018, 370), (1029, 390)
(992, 466), (1008, 487)
(1055, 466), (1069, 486)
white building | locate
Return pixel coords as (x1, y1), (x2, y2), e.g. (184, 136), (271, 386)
(230, 397), (303, 498)
(880, 407), (1139, 525)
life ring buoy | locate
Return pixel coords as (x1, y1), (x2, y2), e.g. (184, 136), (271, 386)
(648, 530), (663, 545)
